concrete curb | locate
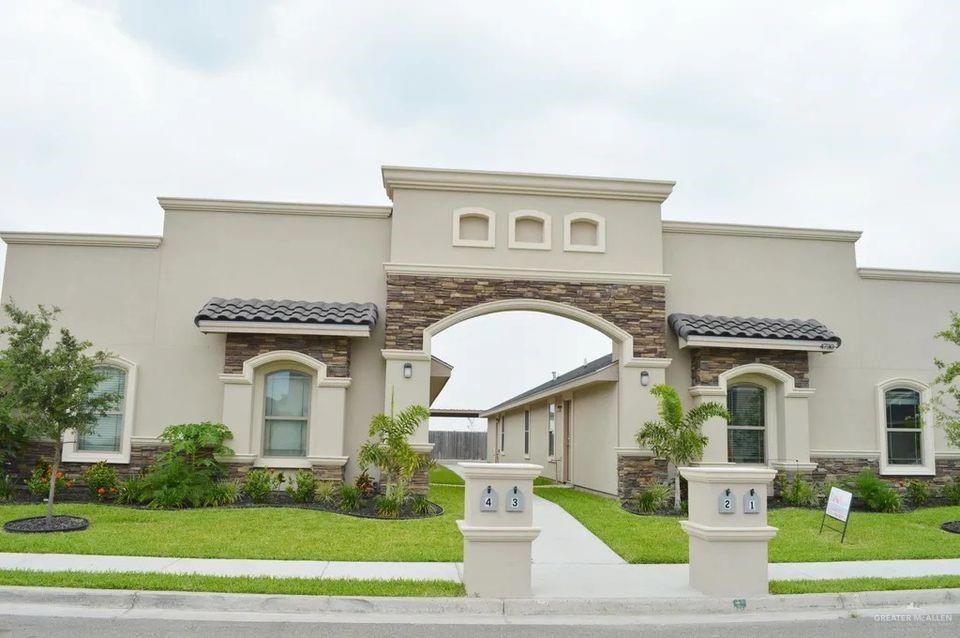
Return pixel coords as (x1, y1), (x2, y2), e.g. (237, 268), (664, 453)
(1, 586), (959, 618)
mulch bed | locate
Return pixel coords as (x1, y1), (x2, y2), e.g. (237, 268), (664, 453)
(942, 521), (960, 534)
(4, 515), (89, 534)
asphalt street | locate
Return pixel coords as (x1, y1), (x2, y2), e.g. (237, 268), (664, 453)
(1, 613), (957, 638)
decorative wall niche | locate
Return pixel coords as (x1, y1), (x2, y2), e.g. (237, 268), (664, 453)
(563, 212), (605, 253)
(508, 210), (551, 250)
(452, 207), (496, 248)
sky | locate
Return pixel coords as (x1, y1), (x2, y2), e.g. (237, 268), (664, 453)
(2, 1), (959, 429)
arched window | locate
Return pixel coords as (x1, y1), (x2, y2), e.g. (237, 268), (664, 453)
(563, 212), (605, 252)
(727, 384), (765, 463)
(263, 370), (311, 457)
(78, 365), (127, 453)
(884, 388), (922, 466)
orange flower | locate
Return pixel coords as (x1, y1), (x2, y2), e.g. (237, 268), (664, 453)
(56, 472), (64, 479)
(97, 487), (106, 495)
(66, 480), (74, 488)
(110, 487), (118, 493)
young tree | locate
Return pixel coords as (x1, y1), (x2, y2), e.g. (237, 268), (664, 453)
(357, 393), (431, 495)
(932, 311), (960, 448)
(636, 384), (730, 511)
(0, 303), (117, 524)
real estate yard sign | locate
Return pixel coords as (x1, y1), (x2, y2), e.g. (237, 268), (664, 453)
(820, 487), (853, 542)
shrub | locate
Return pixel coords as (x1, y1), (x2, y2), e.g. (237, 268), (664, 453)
(84, 461), (119, 501)
(357, 398), (431, 502)
(286, 470), (319, 504)
(905, 479), (931, 508)
(850, 469), (901, 512)
(128, 422), (235, 508)
(337, 484), (362, 511)
(943, 477), (960, 505)
(315, 481), (336, 504)
(212, 480), (240, 505)
(25, 460), (71, 499)
(376, 493), (402, 518)
(241, 469), (284, 503)
(354, 471), (376, 497)
(634, 484), (670, 513)
(0, 474), (14, 502)
(115, 477), (145, 505)
(409, 494), (431, 516)
(783, 475), (818, 507)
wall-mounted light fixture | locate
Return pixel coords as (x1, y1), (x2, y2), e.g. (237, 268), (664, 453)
(402, 362), (413, 379)
(640, 371), (650, 387)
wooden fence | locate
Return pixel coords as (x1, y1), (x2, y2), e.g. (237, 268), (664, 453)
(429, 430), (488, 460)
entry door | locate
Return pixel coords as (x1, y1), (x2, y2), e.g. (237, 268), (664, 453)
(562, 400), (572, 483)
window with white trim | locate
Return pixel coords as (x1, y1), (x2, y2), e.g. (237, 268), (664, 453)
(263, 370), (311, 457)
(524, 410), (530, 455)
(884, 388), (923, 465)
(563, 212), (605, 253)
(727, 384), (765, 463)
(548, 403), (556, 456)
(78, 366), (126, 453)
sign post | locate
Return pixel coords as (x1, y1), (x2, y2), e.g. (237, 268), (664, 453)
(457, 462), (541, 598)
(820, 487), (853, 542)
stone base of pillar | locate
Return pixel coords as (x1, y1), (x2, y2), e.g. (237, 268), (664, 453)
(310, 463), (345, 484)
(616, 452), (668, 503)
(410, 444), (434, 495)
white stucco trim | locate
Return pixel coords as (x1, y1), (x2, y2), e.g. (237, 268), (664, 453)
(383, 262), (669, 286)
(254, 457), (312, 469)
(810, 449), (881, 458)
(421, 298), (635, 362)
(0, 232), (162, 248)
(237, 350), (349, 388)
(875, 378), (936, 476)
(678, 335), (839, 353)
(381, 349), (433, 362)
(452, 207), (496, 248)
(382, 165), (675, 202)
(307, 455), (350, 467)
(622, 357), (672, 369)
(858, 268), (960, 284)
(157, 197), (392, 218)
(62, 356), (137, 464)
(563, 213), (606, 253)
(716, 363), (814, 398)
(614, 446), (656, 458)
(661, 220), (862, 243)
(197, 320), (370, 338)
(508, 210), (551, 250)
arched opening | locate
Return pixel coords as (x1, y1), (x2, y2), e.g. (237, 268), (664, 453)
(428, 307), (618, 493)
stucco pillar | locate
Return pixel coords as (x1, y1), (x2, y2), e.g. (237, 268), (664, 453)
(457, 462), (541, 598)
(679, 466), (778, 597)
(689, 387), (729, 465)
(618, 362), (667, 447)
(381, 350), (432, 444)
(307, 384), (349, 464)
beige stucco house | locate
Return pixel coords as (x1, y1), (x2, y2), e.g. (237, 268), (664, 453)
(2, 165), (958, 499)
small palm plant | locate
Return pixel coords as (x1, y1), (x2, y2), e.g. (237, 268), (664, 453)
(636, 384), (730, 511)
(357, 393), (431, 501)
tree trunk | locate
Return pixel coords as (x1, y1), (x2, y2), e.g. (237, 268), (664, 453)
(674, 472), (681, 512)
(45, 438), (62, 524)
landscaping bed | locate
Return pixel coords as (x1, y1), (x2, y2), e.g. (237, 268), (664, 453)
(3, 515), (88, 534)
(0, 485), (465, 562)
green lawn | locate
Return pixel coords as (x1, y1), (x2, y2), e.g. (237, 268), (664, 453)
(428, 465), (464, 485)
(770, 576), (960, 595)
(0, 569), (464, 597)
(536, 488), (960, 564)
(0, 486), (464, 562)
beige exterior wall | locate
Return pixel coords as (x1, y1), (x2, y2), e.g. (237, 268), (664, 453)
(1, 206), (391, 479)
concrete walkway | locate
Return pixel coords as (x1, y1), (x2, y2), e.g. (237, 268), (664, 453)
(2, 552), (959, 599)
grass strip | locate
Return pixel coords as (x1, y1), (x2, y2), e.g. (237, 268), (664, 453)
(770, 575), (960, 595)
(0, 569), (464, 597)
(428, 465), (464, 486)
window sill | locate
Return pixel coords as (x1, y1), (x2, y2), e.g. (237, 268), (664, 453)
(62, 446), (130, 465)
(254, 457), (311, 469)
(880, 465), (935, 477)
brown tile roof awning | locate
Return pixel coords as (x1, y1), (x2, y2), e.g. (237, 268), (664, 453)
(668, 313), (841, 350)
